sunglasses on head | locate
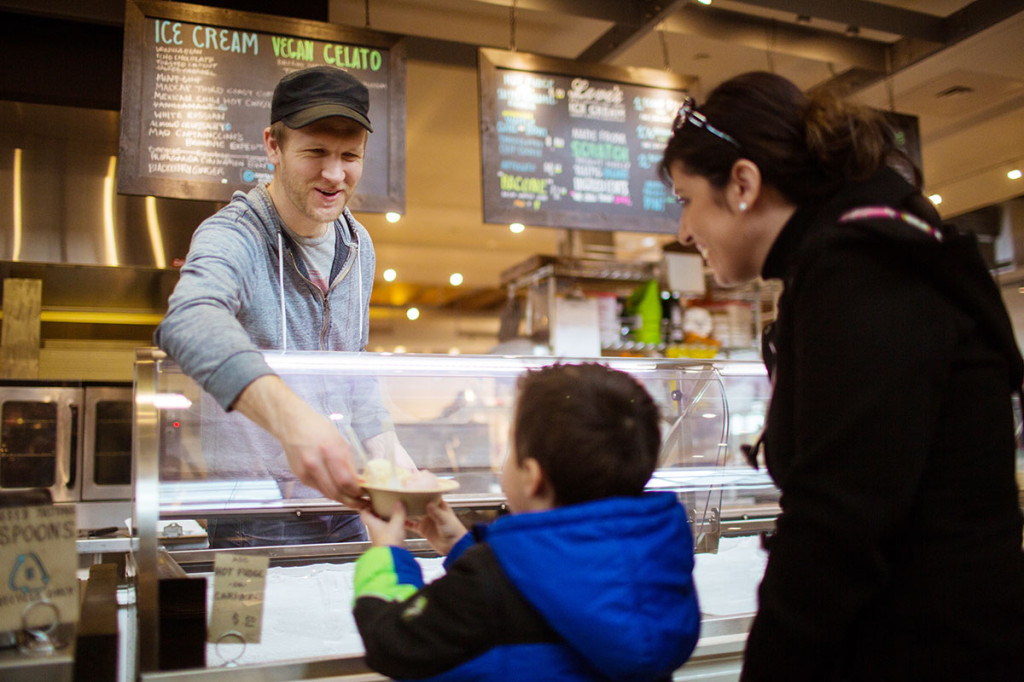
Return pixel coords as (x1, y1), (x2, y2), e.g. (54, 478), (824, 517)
(672, 96), (741, 149)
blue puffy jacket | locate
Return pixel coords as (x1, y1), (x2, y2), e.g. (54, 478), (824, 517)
(354, 492), (701, 681)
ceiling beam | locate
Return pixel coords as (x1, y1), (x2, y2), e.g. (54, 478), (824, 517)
(726, 0), (944, 42)
(0, 0), (125, 25)
(575, 0), (691, 64)
(465, 0), (637, 26)
(744, 0), (1024, 50)
(806, 67), (883, 98)
(665, 4), (888, 72)
(818, 0), (1024, 97)
(941, 0), (1024, 44)
(0, 0), (334, 24)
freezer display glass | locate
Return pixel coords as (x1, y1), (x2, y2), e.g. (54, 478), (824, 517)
(141, 353), (774, 521)
(132, 350), (777, 674)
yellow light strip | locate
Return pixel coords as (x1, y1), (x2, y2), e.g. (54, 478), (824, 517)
(12, 148), (22, 260)
(145, 196), (167, 268)
(0, 310), (165, 325)
(103, 155), (120, 266)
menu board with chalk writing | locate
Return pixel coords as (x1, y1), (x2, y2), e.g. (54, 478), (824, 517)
(119, 0), (406, 213)
(479, 48), (694, 235)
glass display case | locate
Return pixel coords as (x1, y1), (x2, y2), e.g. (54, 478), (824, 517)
(131, 349), (776, 679)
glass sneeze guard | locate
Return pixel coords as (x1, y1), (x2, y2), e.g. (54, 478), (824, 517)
(131, 349), (776, 676)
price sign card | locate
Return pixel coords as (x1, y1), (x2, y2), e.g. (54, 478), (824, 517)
(0, 505), (79, 632)
(208, 553), (269, 644)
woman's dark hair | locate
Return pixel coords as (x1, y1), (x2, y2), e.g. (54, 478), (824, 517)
(512, 363), (661, 506)
(658, 71), (921, 203)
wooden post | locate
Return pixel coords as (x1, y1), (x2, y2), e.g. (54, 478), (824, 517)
(1, 278), (43, 378)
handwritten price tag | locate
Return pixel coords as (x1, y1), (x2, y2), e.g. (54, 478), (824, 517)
(207, 553), (269, 644)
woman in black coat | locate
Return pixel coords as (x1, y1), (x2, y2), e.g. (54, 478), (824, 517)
(660, 71), (1024, 680)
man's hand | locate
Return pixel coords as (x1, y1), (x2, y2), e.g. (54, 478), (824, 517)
(233, 375), (366, 507)
(406, 498), (467, 556)
(360, 502), (407, 547)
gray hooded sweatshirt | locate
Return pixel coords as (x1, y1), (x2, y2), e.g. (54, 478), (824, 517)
(156, 184), (374, 409)
(155, 185), (390, 488)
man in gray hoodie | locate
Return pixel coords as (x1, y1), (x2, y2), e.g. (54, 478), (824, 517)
(156, 66), (404, 545)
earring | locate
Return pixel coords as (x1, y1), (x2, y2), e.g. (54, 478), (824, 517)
(738, 201), (748, 212)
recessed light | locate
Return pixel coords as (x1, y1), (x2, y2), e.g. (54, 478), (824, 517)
(382, 268), (397, 282)
(1008, 169), (1022, 180)
(449, 273), (464, 286)
(928, 194), (942, 205)
(406, 307), (420, 321)
(509, 223), (525, 233)
(385, 212), (401, 223)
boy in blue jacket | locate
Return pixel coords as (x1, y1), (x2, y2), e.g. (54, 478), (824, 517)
(353, 363), (700, 681)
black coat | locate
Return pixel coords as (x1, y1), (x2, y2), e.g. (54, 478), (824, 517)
(741, 168), (1024, 681)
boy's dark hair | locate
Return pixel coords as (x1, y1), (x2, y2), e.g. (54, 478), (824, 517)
(512, 363), (661, 506)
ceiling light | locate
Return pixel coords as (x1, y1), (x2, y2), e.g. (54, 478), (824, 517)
(1008, 169), (1022, 180)
(696, 0), (711, 5)
(382, 268), (397, 282)
(140, 393), (193, 410)
(509, 222), (525, 233)
(406, 307), (420, 321)
(928, 194), (942, 205)
(449, 272), (464, 286)
(385, 212), (401, 223)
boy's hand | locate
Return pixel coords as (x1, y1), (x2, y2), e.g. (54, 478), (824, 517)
(406, 498), (467, 556)
(360, 502), (408, 547)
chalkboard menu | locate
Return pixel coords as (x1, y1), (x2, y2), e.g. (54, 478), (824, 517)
(119, 1), (406, 212)
(479, 48), (695, 235)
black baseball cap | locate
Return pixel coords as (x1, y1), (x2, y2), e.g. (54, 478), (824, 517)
(270, 65), (373, 132)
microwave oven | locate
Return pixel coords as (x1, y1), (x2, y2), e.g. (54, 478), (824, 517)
(81, 384), (134, 501)
(0, 381), (133, 523)
(0, 382), (81, 503)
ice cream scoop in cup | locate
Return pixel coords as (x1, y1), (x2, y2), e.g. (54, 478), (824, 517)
(359, 460), (459, 518)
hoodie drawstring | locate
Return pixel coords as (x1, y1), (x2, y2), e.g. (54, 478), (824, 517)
(278, 230), (287, 352)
